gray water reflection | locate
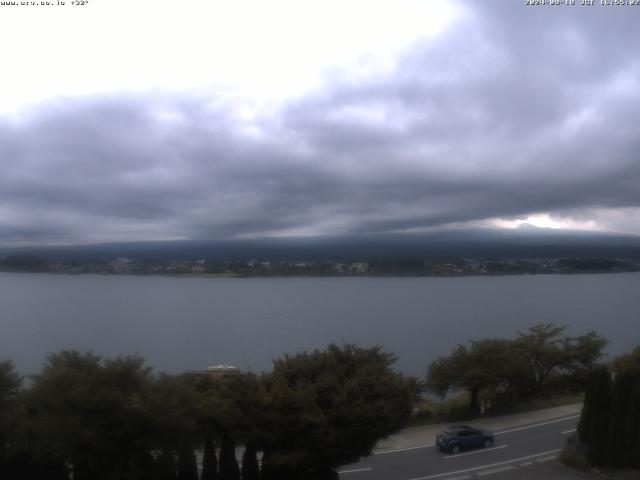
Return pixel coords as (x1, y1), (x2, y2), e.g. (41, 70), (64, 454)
(1, 273), (638, 376)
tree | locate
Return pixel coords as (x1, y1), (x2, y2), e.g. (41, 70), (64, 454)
(27, 351), (103, 477)
(201, 429), (218, 480)
(258, 344), (420, 477)
(259, 451), (277, 480)
(189, 370), (264, 480)
(0, 361), (21, 446)
(515, 323), (570, 394)
(218, 434), (240, 480)
(565, 331), (609, 372)
(155, 450), (178, 480)
(192, 373), (263, 479)
(577, 346), (640, 469)
(0, 360), (20, 403)
(611, 346), (640, 380)
(611, 347), (640, 468)
(427, 324), (607, 412)
(588, 366), (613, 466)
(134, 451), (156, 480)
(605, 372), (634, 467)
(177, 443), (198, 480)
(0, 255), (49, 272)
(515, 324), (606, 395)
(198, 372), (264, 444)
(0, 361), (27, 480)
(426, 339), (527, 413)
(240, 444), (260, 480)
(627, 384), (640, 469)
(148, 373), (202, 453)
(579, 366), (612, 466)
(577, 365), (596, 443)
(27, 351), (157, 479)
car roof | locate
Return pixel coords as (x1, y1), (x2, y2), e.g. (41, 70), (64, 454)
(443, 425), (475, 433)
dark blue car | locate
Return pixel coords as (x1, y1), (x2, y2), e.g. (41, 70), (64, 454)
(436, 425), (495, 454)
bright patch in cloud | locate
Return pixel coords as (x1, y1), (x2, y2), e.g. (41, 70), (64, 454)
(0, 0), (459, 115)
(490, 214), (600, 231)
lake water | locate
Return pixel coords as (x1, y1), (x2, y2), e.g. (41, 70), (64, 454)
(1, 272), (638, 377)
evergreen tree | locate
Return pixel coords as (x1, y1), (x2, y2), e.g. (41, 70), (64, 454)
(27, 351), (157, 478)
(178, 444), (198, 480)
(156, 450), (178, 480)
(72, 457), (92, 480)
(37, 457), (69, 480)
(628, 384), (640, 469)
(578, 346), (640, 469)
(606, 372), (633, 466)
(201, 430), (218, 480)
(260, 344), (419, 475)
(585, 366), (612, 466)
(0, 361), (22, 478)
(577, 367), (595, 442)
(219, 434), (240, 480)
(135, 451), (156, 480)
(611, 346), (640, 468)
(1, 451), (68, 480)
(240, 444), (259, 480)
(259, 451), (276, 480)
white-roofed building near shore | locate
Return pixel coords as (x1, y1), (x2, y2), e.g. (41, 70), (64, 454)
(187, 364), (244, 380)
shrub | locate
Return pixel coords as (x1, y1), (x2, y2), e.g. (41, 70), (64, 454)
(559, 441), (590, 472)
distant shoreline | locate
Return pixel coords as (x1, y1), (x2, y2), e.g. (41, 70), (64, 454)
(1, 269), (639, 279)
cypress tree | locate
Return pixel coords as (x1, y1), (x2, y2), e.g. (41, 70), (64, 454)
(580, 350), (640, 469)
(586, 366), (612, 466)
(259, 451), (275, 480)
(156, 450), (178, 480)
(72, 457), (92, 480)
(30, 456), (69, 480)
(628, 384), (640, 469)
(178, 444), (199, 480)
(577, 368), (596, 442)
(606, 372), (633, 466)
(1, 451), (31, 480)
(135, 451), (156, 480)
(219, 434), (240, 480)
(240, 444), (259, 480)
(201, 430), (218, 480)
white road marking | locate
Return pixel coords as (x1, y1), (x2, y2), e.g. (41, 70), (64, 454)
(477, 465), (514, 476)
(374, 415), (578, 456)
(562, 428), (577, 434)
(338, 467), (372, 474)
(444, 445), (508, 459)
(536, 456), (557, 463)
(520, 461), (533, 466)
(374, 443), (435, 455)
(408, 449), (562, 480)
(371, 414), (579, 458)
(494, 415), (580, 436)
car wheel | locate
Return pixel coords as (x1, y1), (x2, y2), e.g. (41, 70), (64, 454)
(451, 445), (460, 454)
(483, 438), (493, 448)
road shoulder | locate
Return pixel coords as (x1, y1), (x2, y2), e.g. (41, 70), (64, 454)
(374, 403), (582, 453)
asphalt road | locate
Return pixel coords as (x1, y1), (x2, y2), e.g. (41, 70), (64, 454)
(339, 414), (579, 480)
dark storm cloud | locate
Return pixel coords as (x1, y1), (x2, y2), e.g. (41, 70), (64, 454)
(0, 95), (353, 244)
(279, 0), (640, 228)
(1, 0), (640, 245)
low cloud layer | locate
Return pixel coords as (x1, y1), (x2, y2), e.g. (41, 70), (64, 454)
(1, 1), (640, 246)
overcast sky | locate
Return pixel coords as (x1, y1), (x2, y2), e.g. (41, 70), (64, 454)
(1, 0), (639, 246)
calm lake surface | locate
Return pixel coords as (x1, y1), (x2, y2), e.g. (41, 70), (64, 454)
(1, 272), (639, 377)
